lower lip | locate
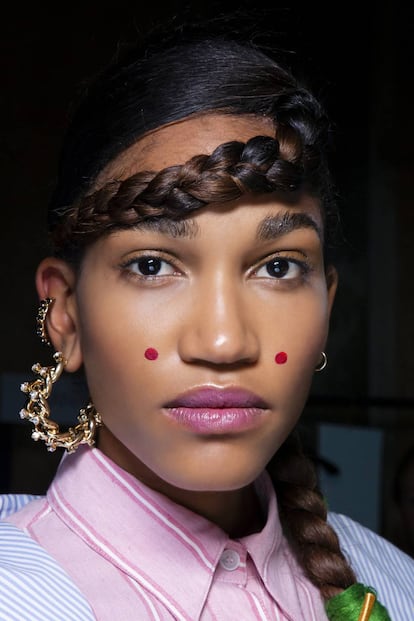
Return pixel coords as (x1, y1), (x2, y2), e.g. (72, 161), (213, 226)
(163, 407), (267, 434)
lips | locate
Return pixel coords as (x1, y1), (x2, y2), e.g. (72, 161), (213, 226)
(165, 386), (268, 409)
(163, 387), (269, 434)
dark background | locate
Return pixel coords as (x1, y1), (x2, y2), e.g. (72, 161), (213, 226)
(1, 1), (413, 547)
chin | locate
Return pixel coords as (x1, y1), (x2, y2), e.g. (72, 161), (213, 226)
(165, 464), (265, 493)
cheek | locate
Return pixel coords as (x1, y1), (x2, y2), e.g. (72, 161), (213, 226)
(76, 295), (180, 429)
(269, 292), (329, 360)
(76, 291), (152, 394)
(264, 294), (330, 409)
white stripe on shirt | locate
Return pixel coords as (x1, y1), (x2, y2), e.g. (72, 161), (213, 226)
(0, 519), (95, 621)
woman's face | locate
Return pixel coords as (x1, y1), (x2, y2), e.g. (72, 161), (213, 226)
(62, 115), (337, 493)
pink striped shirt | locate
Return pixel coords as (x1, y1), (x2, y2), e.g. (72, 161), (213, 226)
(7, 446), (328, 620)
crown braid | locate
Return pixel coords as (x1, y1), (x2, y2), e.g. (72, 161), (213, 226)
(51, 125), (331, 260)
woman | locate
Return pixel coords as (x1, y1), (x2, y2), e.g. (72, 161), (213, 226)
(1, 21), (412, 621)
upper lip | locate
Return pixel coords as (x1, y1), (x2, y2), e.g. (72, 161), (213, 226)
(164, 386), (269, 409)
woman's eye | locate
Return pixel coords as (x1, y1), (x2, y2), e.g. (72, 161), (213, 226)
(125, 256), (176, 277)
(255, 258), (303, 279)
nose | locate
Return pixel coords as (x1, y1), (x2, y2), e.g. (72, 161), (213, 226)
(177, 275), (260, 366)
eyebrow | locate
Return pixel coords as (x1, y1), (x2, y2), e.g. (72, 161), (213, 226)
(256, 211), (322, 241)
(133, 210), (322, 241)
(134, 217), (200, 238)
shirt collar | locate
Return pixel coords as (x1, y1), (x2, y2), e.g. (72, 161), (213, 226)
(48, 445), (323, 620)
(240, 472), (324, 620)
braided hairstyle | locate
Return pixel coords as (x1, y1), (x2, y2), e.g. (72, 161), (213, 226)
(46, 25), (363, 607)
(49, 30), (340, 262)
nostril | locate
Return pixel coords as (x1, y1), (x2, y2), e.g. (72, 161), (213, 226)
(178, 329), (260, 366)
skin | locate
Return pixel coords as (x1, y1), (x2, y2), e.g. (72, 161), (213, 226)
(37, 114), (337, 536)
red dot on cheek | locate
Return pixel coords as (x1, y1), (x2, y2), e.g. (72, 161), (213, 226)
(275, 351), (288, 365)
(144, 348), (159, 361)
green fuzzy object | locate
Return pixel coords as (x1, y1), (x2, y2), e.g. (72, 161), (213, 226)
(325, 583), (392, 620)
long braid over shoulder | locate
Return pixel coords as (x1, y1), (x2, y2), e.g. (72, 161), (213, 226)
(268, 435), (392, 619)
(267, 433), (357, 600)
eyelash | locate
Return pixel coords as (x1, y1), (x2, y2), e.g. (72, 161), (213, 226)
(251, 256), (310, 281)
(119, 252), (311, 283)
(120, 253), (181, 281)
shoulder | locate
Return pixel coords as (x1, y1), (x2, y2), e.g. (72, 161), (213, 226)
(0, 498), (95, 620)
(328, 511), (414, 620)
(0, 493), (42, 520)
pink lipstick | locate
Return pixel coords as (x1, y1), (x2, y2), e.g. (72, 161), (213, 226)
(163, 387), (269, 434)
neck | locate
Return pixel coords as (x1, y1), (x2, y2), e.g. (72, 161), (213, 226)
(170, 485), (265, 538)
(97, 426), (265, 537)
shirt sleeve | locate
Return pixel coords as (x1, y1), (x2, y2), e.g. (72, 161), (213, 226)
(328, 511), (414, 621)
(0, 493), (42, 520)
(0, 500), (95, 621)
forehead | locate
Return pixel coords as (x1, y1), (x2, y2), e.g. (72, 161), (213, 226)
(98, 114), (276, 182)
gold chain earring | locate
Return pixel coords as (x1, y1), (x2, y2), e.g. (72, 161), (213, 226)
(314, 351), (328, 372)
(36, 297), (54, 346)
(19, 297), (102, 453)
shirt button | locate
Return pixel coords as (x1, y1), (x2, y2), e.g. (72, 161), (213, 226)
(219, 549), (241, 571)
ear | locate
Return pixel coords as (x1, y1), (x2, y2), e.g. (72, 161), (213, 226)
(35, 257), (82, 372)
(325, 264), (338, 317)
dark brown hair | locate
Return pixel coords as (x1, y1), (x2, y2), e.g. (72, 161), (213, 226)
(48, 29), (340, 265)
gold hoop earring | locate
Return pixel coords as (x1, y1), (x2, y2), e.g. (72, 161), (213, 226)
(315, 351), (328, 372)
(20, 351), (102, 453)
(20, 298), (102, 452)
(36, 297), (54, 346)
